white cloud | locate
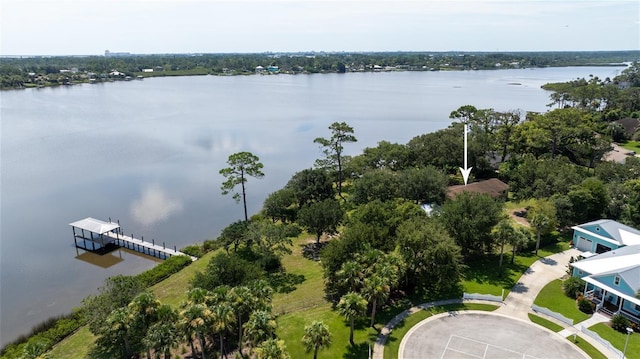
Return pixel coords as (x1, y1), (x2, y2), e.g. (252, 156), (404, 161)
(130, 184), (183, 226)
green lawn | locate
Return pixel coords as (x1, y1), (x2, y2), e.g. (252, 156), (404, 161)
(590, 323), (640, 359)
(528, 313), (565, 332)
(151, 249), (218, 307)
(462, 240), (570, 297)
(272, 236), (327, 316)
(534, 279), (591, 323)
(620, 140), (640, 153)
(46, 326), (94, 359)
(569, 335), (608, 359)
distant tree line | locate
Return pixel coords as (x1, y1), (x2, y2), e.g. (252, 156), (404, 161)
(1, 50), (638, 89)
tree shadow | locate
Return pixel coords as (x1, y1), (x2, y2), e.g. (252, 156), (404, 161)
(265, 272), (305, 293)
(342, 342), (370, 359)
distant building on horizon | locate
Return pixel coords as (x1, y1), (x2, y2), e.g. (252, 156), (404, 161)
(105, 50), (131, 57)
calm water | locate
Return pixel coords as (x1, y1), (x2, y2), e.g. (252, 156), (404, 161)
(0, 66), (624, 344)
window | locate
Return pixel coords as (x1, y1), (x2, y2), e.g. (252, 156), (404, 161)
(636, 304), (640, 312)
(614, 276), (620, 286)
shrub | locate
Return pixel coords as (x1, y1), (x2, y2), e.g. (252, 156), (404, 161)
(136, 255), (192, 287)
(563, 276), (586, 299)
(611, 314), (631, 333)
(181, 245), (204, 258)
(577, 297), (594, 314)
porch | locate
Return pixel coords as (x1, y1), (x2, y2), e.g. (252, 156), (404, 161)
(584, 288), (640, 324)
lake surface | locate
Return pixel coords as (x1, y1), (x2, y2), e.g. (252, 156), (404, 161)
(0, 66), (624, 345)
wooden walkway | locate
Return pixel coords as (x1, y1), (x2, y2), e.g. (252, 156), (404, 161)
(104, 232), (197, 261)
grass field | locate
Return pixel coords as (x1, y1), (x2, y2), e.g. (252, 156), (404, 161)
(590, 323), (640, 359)
(534, 279), (591, 323)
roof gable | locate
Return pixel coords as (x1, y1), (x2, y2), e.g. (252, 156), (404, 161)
(574, 219), (640, 246)
(591, 269), (639, 294)
(573, 245), (640, 286)
(69, 217), (120, 234)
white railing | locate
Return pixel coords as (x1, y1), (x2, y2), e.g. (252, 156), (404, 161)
(580, 326), (624, 358)
(463, 292), (503, 303)
(531, 304), (574, 326)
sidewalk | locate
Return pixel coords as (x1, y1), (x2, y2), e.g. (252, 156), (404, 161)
(495, 248), (580, 320)
(373, 248), (623, 359)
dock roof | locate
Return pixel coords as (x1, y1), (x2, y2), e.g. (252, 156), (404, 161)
(69, 217), (120, 234)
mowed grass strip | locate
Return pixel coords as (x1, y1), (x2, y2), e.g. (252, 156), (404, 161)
(528, 313), (565, 332)
(567, 335), (608, 359)
(589, 323), (640, 359)
(534, 279), (591, 323)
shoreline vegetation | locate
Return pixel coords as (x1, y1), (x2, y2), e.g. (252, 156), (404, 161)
(3, 58), (640, 359)
(1, 50), (637, 90)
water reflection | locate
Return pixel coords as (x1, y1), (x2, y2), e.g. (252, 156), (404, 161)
(75, 247), (124, 268)
(130, 184), (184, 227)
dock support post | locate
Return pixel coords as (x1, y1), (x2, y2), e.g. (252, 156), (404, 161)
(163, 242), (165, 249)
(152, 239), (155, 246)
(141, 236), (144, 243)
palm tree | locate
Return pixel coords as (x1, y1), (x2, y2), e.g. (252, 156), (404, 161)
(186, 287), (210, 304)
(492, 219), (516, 267)
(250, 280), (274, 311)
(530, 212), (550, 255)
(337, 261), (365, 292)
(302, 321), (332, 359)
(255, 338), (290, 359)
(105, 307), (133, 358)
(143, 304), (180, 359)
(229, 285), (256, 351)
(337, 292), (367, 346)
(211, 301), (236, 358)
(128, 291), (161, 359)
(244, 309), (277, 354)
(180, 303), (212, 359)
(363, 274), (390, 328)
(510, 227), (532, 264)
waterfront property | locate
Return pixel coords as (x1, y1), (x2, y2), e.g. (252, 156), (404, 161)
(571, 219), (640, 254)
(69, 217), (196, 261)
(572, 244), (640, 324)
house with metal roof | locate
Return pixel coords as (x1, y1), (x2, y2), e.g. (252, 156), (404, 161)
(572, 245), (640, 324)
(571, 219), (640, 255)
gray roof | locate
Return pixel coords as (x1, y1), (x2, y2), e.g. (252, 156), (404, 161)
(574, 219), (640, 246)
(69, 217), (120, 234)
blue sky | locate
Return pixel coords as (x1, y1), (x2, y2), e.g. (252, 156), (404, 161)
(1, 0), (638, 55)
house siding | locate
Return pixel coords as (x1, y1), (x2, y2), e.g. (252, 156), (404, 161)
(573, 230), (619, 252)
(623, 300), (640, 316)
(580, 224), (614, 239)
(572, 267), (589, 278)
(595, 274), (635, 295)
